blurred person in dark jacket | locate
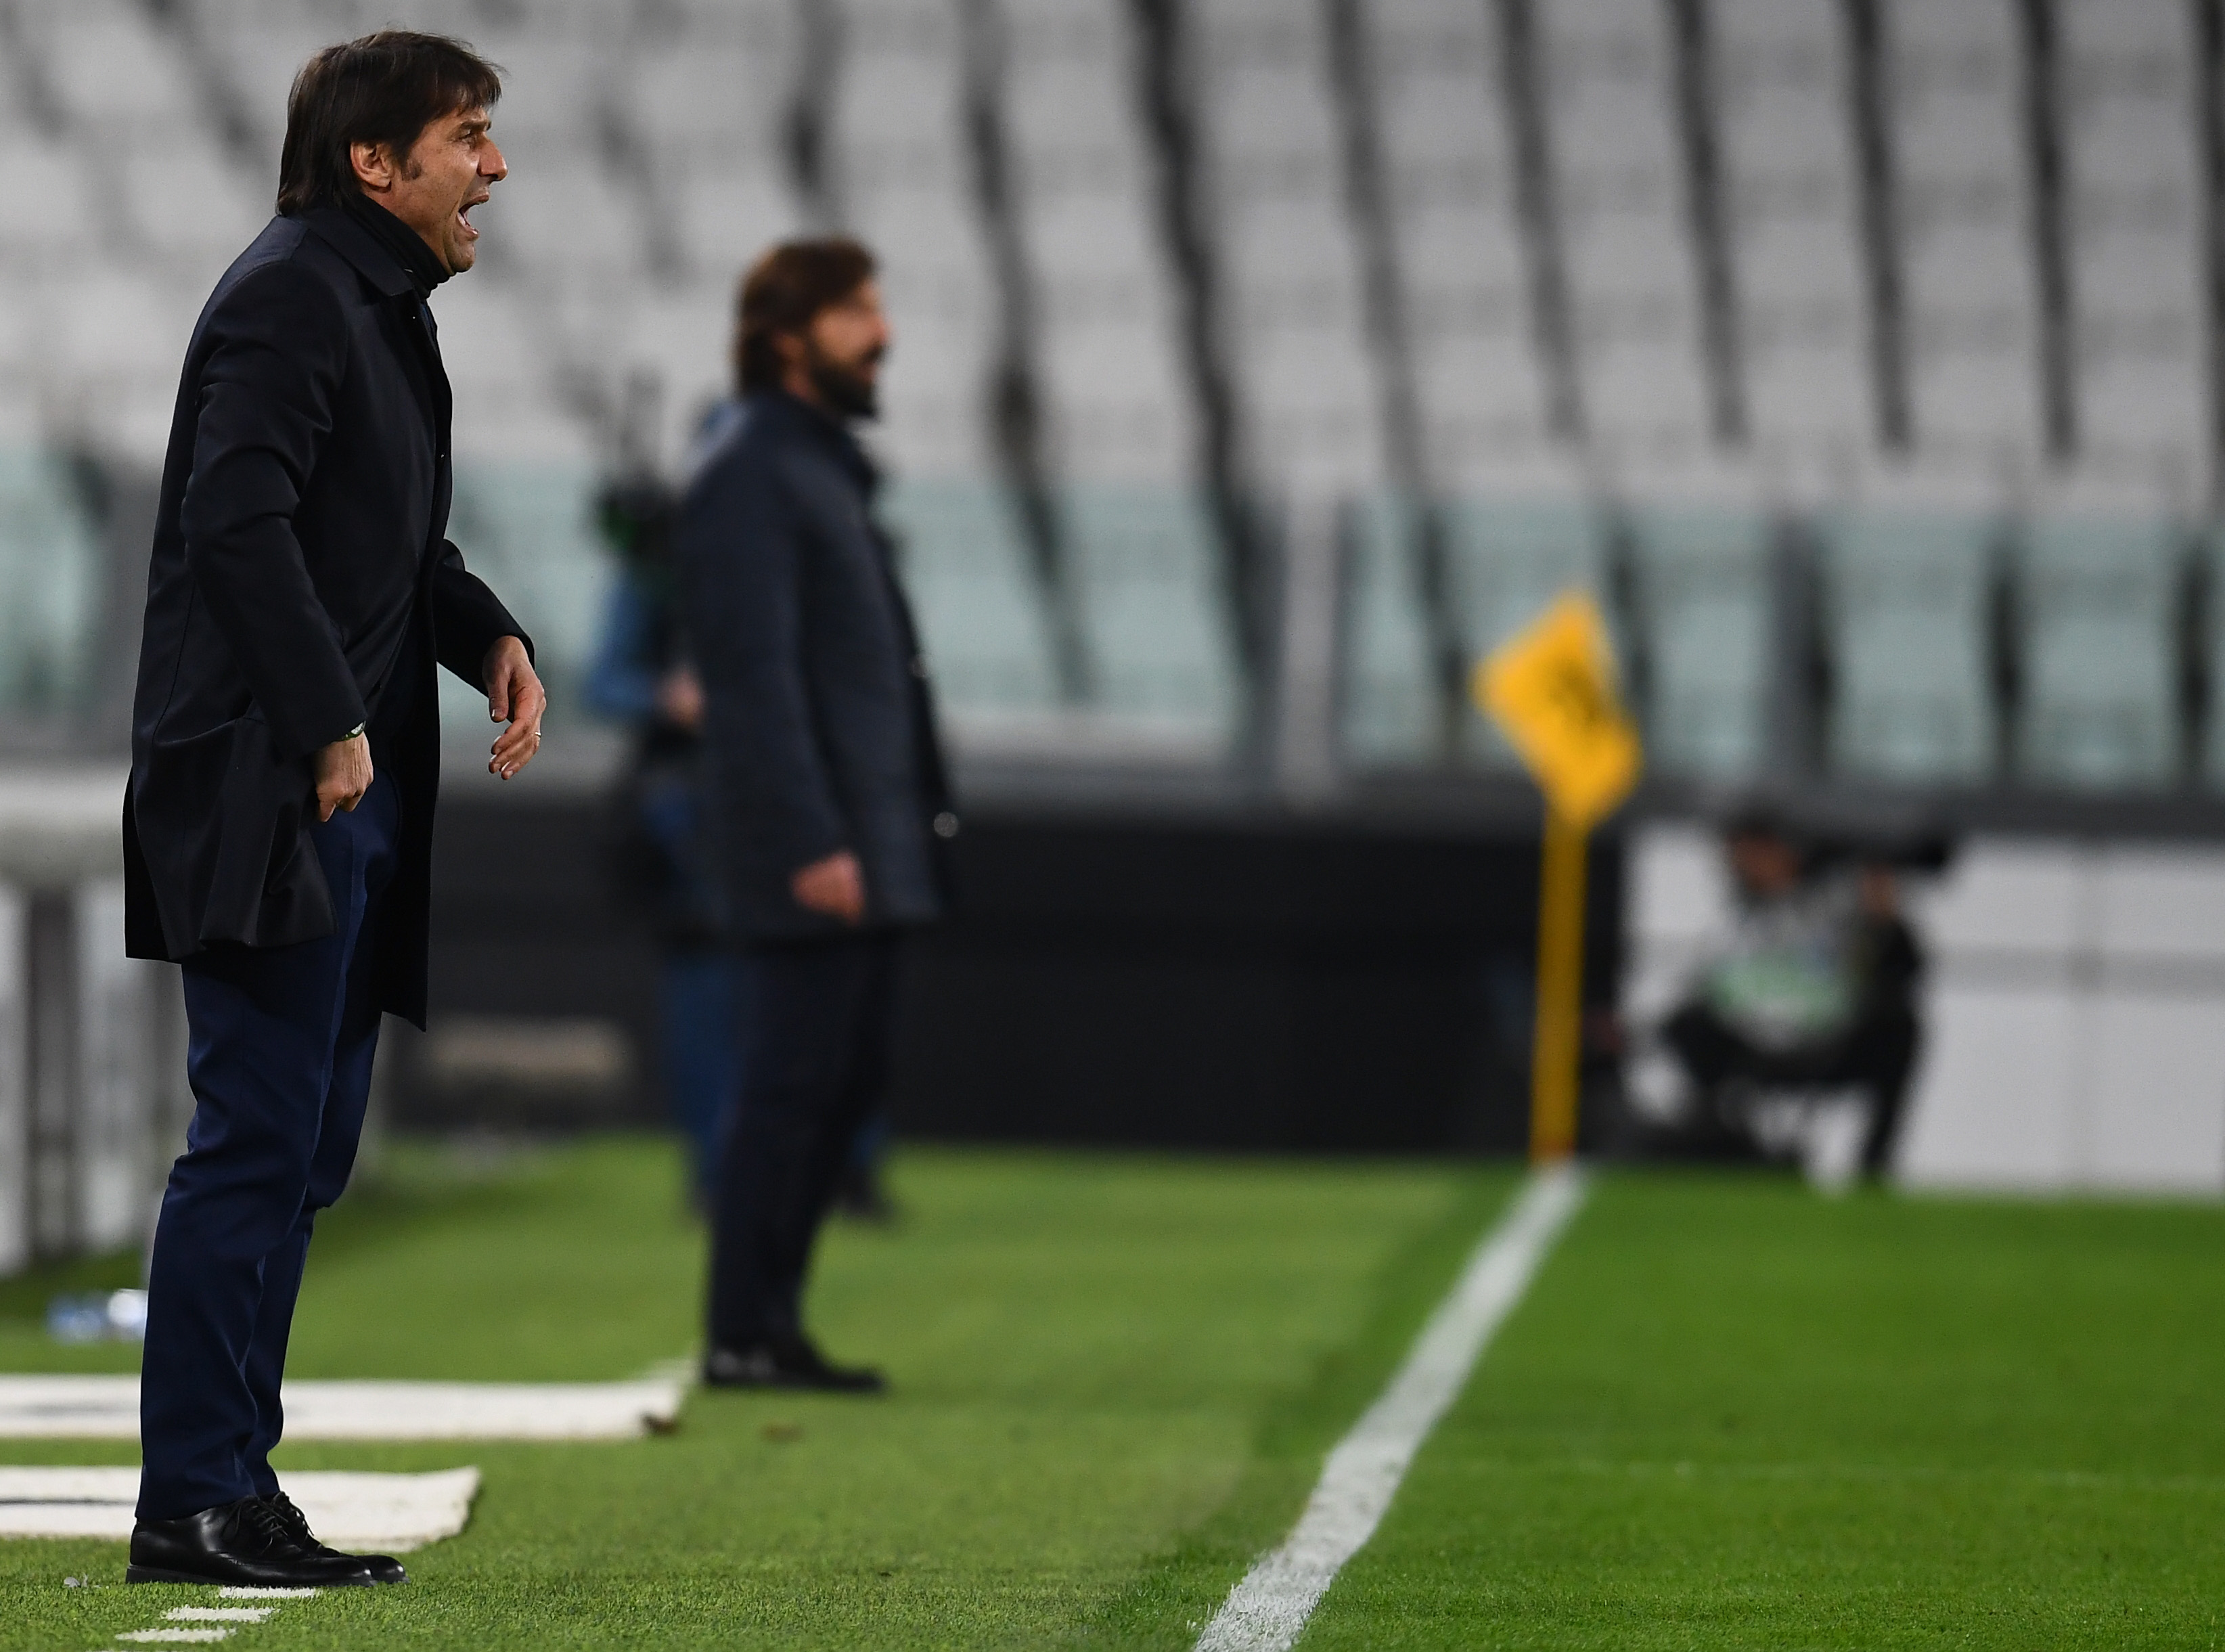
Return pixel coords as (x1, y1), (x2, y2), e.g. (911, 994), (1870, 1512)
(679, 239), (954, 1392)
(120, 33), (541, 1586)
(1623, 807), (1927, 1180)
(585, 474), (732, 1200)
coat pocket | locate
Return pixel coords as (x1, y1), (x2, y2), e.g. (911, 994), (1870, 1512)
(196, 714), (335, 947)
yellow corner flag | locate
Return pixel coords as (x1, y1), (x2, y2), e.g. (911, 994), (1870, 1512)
(1470, 591), (1642, 1163)
(1472, 590), (1642, 833)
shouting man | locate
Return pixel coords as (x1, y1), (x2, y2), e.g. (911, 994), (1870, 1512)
(681, 240), (955, 1393)
(122, 32), (541, 1587)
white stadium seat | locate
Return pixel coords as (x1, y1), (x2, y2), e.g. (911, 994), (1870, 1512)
(1340, 494), (1439, 767)
(880, 478), (1061, 721)
(1627, 501), (1774, 778)
(1364, 0), (1552, 489)
(1714, 0), (1872, 481)
(1817, 508), (1997, 784)
(1893, 0), (2040, 470)
(1440, 493), (1615, 765)
(2015, 514), (2180, 789)
(1192, 0), (1385, 500)
(1544, 0), (1711, 469)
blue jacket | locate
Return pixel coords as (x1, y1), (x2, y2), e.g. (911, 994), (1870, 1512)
(122, 206), (528, 1026)
(678, 392), (951, 939)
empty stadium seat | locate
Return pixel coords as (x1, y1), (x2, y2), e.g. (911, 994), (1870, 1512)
(1543, 0), (1711, 465)
(0, 135), (101, 275)
(1004, 0), (1199, 485)
(1627, 504), (1773, 778)
(2015, 516), (2182, 788)
(1816, 510), (1997, 784)
(1713, 0), (1872, 467)
(1893, 0), (2040, 468)
(1363, 0), (1551, 489)
(118, 130), (270, 267)
(1439, 495), (1615, 765)
(1192, 0), (1386, 499)
(32, 0), (199, 133)
(878, 478), (1060, 720)
(1339, 494), (1439, 767)
(1059, 486), (1242, 743)
(0, 449), (101, 724)
(2061, 0), (2204, 488)
(446, 464), (611, 730)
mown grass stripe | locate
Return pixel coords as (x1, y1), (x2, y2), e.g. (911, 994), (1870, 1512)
(1194, 1165), (1587, 1652)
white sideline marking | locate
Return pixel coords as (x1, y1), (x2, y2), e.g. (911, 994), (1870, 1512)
(115, 1631), (231, 1644)
(0, 1466), (480, 1551)
(1194, 1165), (1588, 1652)
(216, 1588), (317, 1599)
(164, 1609), (273, 1622)
(0, 1376), (681, 1439)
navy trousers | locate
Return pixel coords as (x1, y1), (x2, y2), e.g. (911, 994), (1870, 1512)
(137, 772), (399, 1521)
(706, 932), (900, 1352)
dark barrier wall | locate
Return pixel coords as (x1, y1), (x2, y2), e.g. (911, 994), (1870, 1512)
(401, 795), (1623, 1154)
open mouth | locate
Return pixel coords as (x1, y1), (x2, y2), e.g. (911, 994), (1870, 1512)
(457, 195), (486, 239)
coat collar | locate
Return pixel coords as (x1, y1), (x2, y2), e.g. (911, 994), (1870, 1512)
(750, 390), (879, 495)
(298, 205), (420, 300)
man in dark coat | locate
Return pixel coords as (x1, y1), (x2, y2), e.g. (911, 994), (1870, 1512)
(679, 239), (954, 1393)
(120, 33), (542, 1587)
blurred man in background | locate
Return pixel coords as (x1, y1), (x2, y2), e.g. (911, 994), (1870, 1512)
(681, 239), (954, 1392)
(1623, 807), (1930, 1180)
(121, 33), (541, 1585)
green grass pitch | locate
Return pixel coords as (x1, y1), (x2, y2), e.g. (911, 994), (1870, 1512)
(0, 1137), (2218, 1648)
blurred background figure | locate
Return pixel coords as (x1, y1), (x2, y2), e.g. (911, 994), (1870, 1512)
(589, 408), (899, 1220)
(683, 240), (951, 1393)
(586, 470), (729, 1201)
(1622, 809), (1938, 1183)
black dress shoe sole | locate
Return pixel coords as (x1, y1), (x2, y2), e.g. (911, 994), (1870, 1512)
(126, 1562), (377, 1587)
(701, 1370), (886, 1394)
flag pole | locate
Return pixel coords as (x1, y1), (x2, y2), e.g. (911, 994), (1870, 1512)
(1528, 804), (1588, 1163)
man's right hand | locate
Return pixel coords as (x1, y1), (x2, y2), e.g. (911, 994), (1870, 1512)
(791, 849), (865, 924)
(313, 731), (374, 822)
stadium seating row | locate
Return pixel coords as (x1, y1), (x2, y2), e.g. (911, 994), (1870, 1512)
(0, 0), (2216, 800)
(1343, 491), (2213, 790)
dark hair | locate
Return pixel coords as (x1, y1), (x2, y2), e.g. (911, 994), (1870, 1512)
(734, 238), (878, 395)
(275, 31), (503, 216)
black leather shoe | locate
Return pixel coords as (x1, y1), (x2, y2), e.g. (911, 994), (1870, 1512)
(703, 1335), (886, 1393)
(127, 1497), (376, 1587)
(265, 1490), (408, 1584)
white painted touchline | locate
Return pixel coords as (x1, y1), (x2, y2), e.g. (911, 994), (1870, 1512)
(0, 1466), (479, 1550)
(114, 1631), (232, 1644)
(1193, 1165), (1588, 1652)
(0, 1376), (682, 1439)
(165, 1609), (274, 1622)
(217, 1588), (317, 1599)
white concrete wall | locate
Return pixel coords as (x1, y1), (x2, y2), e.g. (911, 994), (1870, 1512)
(1625, 822), (2225, 1195)
(0, 769), (182, 1274)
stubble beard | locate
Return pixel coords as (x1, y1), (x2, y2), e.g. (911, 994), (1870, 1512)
(809, 351), (880, 421)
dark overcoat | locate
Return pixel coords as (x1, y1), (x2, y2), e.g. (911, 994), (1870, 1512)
(677, 391), (953, 941)
(122, 206), (529, 1027)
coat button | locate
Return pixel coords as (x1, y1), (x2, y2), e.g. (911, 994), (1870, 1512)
(932, 811), (959, 840)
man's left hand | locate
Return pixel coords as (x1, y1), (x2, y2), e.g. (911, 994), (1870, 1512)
(483, 635), (545, 779)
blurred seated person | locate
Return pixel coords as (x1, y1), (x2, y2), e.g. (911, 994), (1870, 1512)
(1624, 807), (1931, 1179)
(587, 474), (732, 1199)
